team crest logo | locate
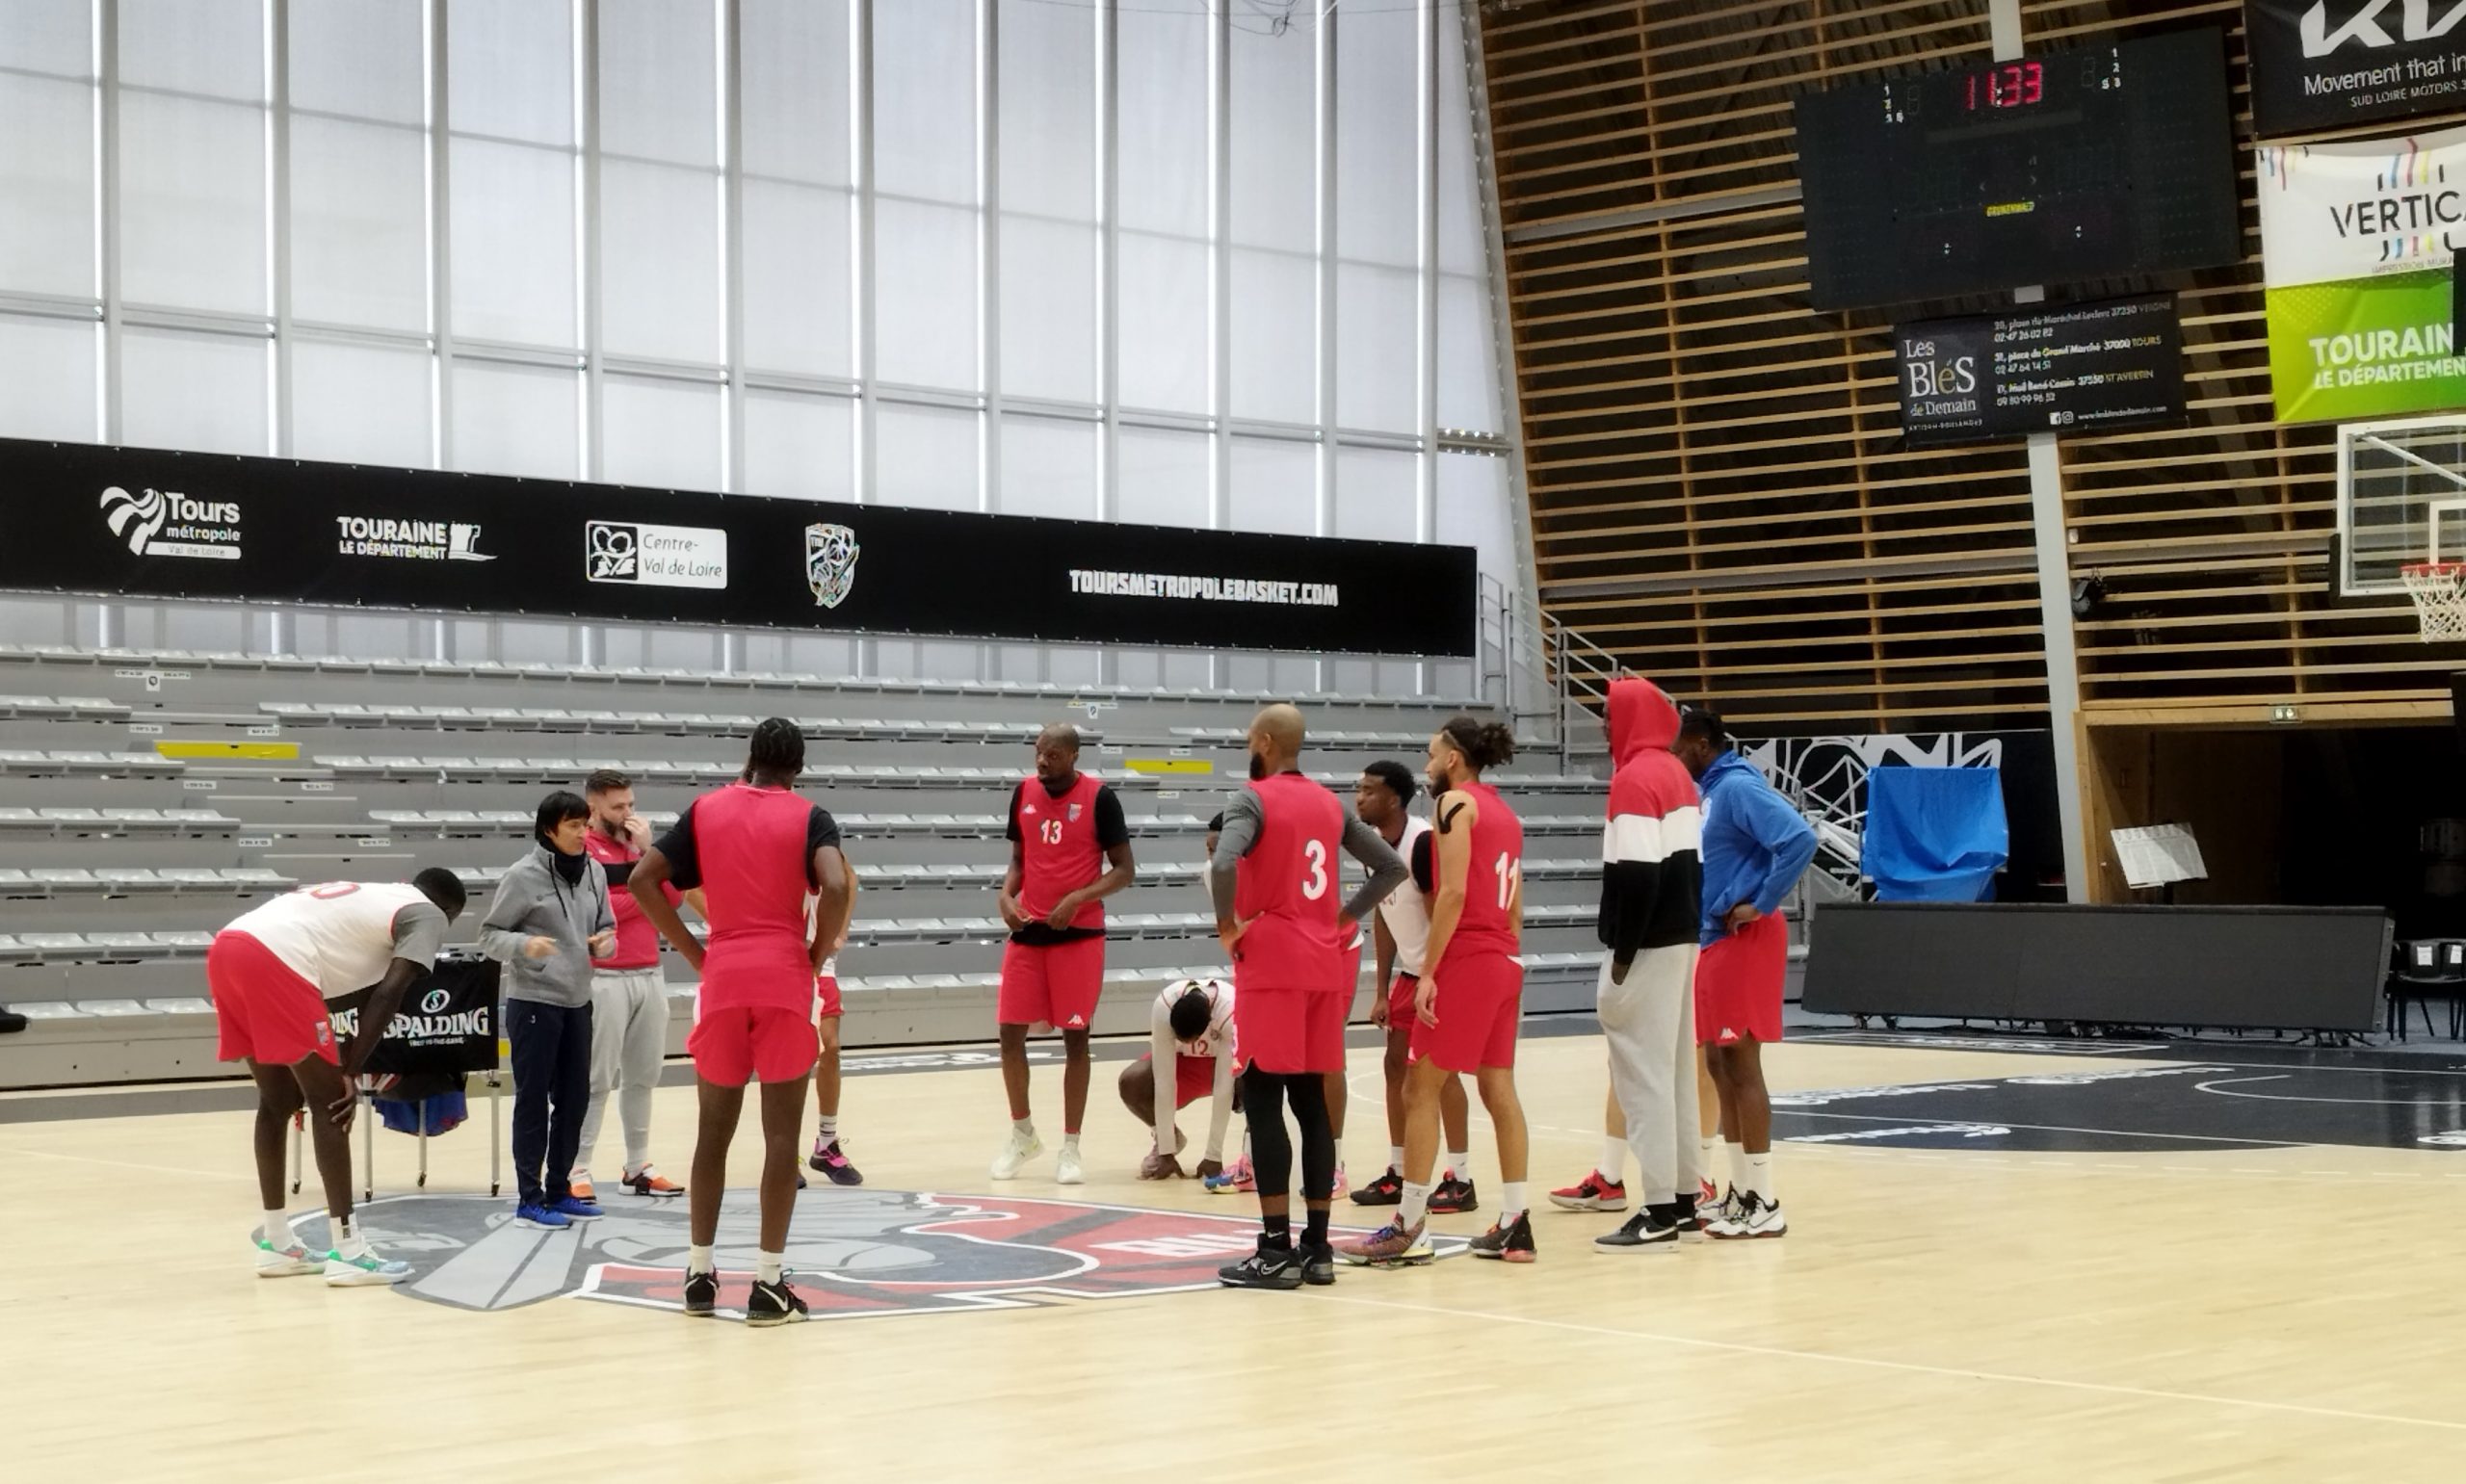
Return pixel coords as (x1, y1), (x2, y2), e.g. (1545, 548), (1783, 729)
(1067, 803), (1083, 821)
(804, 522), (860, 609)
(283, 1189), (1467, 1320)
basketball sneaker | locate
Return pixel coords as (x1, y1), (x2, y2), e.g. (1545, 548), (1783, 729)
(683, 1268), (718, 1317)
(515, 1202), (571, 1230)
(620, 1166), (686, 1197)
(569, 1174), (595, 1202)
(1697, 1177), (1720, 1212)
(807, 1138), (863, 1186)
(747, 1274), (809, 1327)
(1300, 1240), (1337, 1287)
(1351, 1167), (1404, 1205)
(1430, 1176), (1479, 1214)
(548, 1194), (604, 1221)
(1202, 1154), (1255, 1194)
(1697, 1185), (1744, 1235)
(1329, 1160), (1348, 1200)
(1547, 1170), (1627, 1211)
(1056, 1144), (1087, 1185)
(1218, 1237), (1306, 1290)
(1468, 1211), (1536, 1263)
(1593, 1206), (1682, 1254)
(254, 1231), (321, 1278)
(324, 1248), (414, 1286)
(1334, 1217), (1431, 1268)
(990, 1128), (1044, 1180)
(1709, 1193), (1787, 1240)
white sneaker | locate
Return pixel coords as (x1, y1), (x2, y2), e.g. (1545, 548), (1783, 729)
(324, 1248), (413, 1287)
(254, 1231), (321, 1278)
(1708, 1192), (1786, 1240)
(990, 1128), (1044, 1180)
(1055, 1144), (1086, 1185)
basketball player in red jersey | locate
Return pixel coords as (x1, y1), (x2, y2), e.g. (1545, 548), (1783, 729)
(1339, 716), (1534, 1266)
(1213, 704), (1405, 1290)
(630, 719), (853, 1328)
(992, 723), (1136, 1185)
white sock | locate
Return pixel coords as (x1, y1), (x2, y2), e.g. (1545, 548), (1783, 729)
(1599, 1135), (1627, 1185)
(1726, 1139), (1748, 1190)
(817, 1113), (839, 1144)
(1745, 1151), (1772, 1203)
(1062, 1132), (1082, 1154)
(1499, 1182), (1527, 1222)
(758, 1249), (783, 1285)
(332, 1214), (368, 1260)
(1401, 1180), (1433, 1228)
(1446, 1149), (1470, 1183)
(1388, 1144), (1405, 1172)
(688, 1242), (714, 1274)
(1012, 1117), (1035, 1139)
(260, 1209), (291, 1249)
(1698, 1137), (1719, 1186)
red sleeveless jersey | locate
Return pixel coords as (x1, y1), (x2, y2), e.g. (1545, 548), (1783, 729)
(1233, 771), (1347, 992)
(1013, 771), (1109, 931)
(694, 782), (827, 1013)
(1438, 780), (1523, 965)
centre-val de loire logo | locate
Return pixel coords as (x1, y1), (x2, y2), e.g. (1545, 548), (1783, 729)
(282, 1188), (1465, 1322)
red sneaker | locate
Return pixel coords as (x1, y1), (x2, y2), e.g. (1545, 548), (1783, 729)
(1546, 1170), (1628, 1212)
(619, 1166), (685, 1198)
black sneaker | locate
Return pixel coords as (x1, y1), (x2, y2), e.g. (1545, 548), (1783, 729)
(1218, 1237), (1305, 1290)
(1672, 1190), (1701, 1241)
(1468, 1211), (1536, 1263)
(808, 1137), (864, 1185)
(1350, 1167), (1404, 1206)
(1593, 1205), (1682, 1255)
(747, 1274), (809, 1327)
(1299, 1240), (1337, 1286)
(683, 1267), (718, 1316)
(1430, 1176), (1479, 1214)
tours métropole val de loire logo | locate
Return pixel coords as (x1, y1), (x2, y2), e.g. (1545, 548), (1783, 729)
(99, 485), (242, 560)
(302, 1188), (1464, 1321)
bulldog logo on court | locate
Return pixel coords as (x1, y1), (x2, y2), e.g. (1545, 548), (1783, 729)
(286, 1190), (1464, 1320)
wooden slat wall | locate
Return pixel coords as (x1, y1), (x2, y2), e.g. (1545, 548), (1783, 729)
(1481, 0), (2466, 734)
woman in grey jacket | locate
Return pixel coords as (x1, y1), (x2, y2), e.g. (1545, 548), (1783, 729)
(483, 791), (617, 1229)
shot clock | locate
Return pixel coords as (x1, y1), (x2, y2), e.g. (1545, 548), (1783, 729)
(1795, 27), (2239, 311)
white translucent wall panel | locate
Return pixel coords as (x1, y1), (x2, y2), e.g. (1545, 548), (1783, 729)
(876, 403), (980, 512)
(292, 339), (432, 468)
(602, 376), (721, 492)
(600, 160), (721, 363)
(0, 315), (98, 442)
(1116, 426), (1209, 533)
(119, 91), (266, 314)
(1334, 446), (1415, 543)
(1437, 452), (1514, 588)
(450, 140), (577, 348)
(447, 0), (572, 147)
(741, 389), (854, 503)
(121, 328), (267, 455)
(0, 69), (97, 299)
(998, 416), (1095, 521)
(291, 117), (427, 332)
(1230, 436), (1313, 537)
(451, 360), (579, 480)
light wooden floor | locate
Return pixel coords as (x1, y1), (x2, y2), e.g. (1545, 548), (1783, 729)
(8, 1033), (2466, 1482)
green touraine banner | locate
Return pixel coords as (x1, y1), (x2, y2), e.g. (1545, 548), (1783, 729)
(2260, 132), (2466, 425)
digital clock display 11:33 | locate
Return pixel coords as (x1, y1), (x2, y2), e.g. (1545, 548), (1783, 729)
(1794, 26), (2240, 312)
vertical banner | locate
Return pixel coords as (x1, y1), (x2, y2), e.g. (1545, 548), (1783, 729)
(2260, 128), (2466, 424)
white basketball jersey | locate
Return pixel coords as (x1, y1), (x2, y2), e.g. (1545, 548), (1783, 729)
(1153, 977), (1237, 1059)
(228, 882), (433, 1002)
(1376, 816), (1433, 977)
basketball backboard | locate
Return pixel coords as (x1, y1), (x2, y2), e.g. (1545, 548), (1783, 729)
(2336, 414), (2466, 595)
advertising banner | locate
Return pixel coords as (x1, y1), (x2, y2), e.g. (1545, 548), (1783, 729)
(0, 439), (1479, 656)
(1896, 296), (2185, 446)
(2246, 0), (2466, 138)
(2260, 127), (2466, 423)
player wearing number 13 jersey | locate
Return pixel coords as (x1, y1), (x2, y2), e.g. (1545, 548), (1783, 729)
(1211, 704), (1406, 1290)
(1340, 716), (1534, 1268)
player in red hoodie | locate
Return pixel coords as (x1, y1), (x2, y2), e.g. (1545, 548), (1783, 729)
(1583, 676), (1708, 1253)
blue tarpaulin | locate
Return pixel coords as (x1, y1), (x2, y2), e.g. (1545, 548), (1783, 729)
(1863, 766), (2008, 902)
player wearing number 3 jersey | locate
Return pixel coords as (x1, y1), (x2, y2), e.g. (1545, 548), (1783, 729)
(1212, 704), (1406, 1290)
(1340, 716), (1534, 1268)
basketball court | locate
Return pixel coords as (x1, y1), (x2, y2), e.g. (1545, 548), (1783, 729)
(11, 1026), (2466, 1479)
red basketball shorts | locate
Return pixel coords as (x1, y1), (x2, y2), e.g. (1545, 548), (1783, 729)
(812, 974), (843, 1023)
(1241, 986), (1346, 1074)
(690, 1004), (818, 1086)
(1408, 950), (1523, 1074)
(1137, 1051), (1221, 1109)
(1385, 971), (1419, 1029)
(997, 936), (1105, 1030)
(1695, 910), (1788, 1047)
(208, 930), (337, 1067)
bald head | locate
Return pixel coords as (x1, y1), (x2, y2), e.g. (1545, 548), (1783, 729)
(1033, 722), (1082, 787)
(1246, 704), (1306, 779)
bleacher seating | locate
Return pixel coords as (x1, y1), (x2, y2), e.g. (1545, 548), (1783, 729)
(0, 644), (1610, 1086)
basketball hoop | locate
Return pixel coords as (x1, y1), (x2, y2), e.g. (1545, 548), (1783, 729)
(2400, 560), (2466, 641)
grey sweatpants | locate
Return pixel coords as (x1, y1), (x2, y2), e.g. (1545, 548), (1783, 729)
(1598, 947), (1701, 1207)
(578, 967), (669, 1176)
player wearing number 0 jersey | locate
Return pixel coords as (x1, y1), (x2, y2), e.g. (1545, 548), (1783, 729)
(211, 869), (466, 1286)
(1212, 704), (1406, 1291)
(992, 723), (1137, 1186)
(1339, 716), (1535, 1268)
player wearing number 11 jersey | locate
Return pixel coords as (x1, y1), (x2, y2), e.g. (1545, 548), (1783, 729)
(1339, 716), (1533, 1268)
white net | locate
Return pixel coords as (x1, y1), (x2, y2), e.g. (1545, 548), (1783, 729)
(2400, 562), (2466, 642)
